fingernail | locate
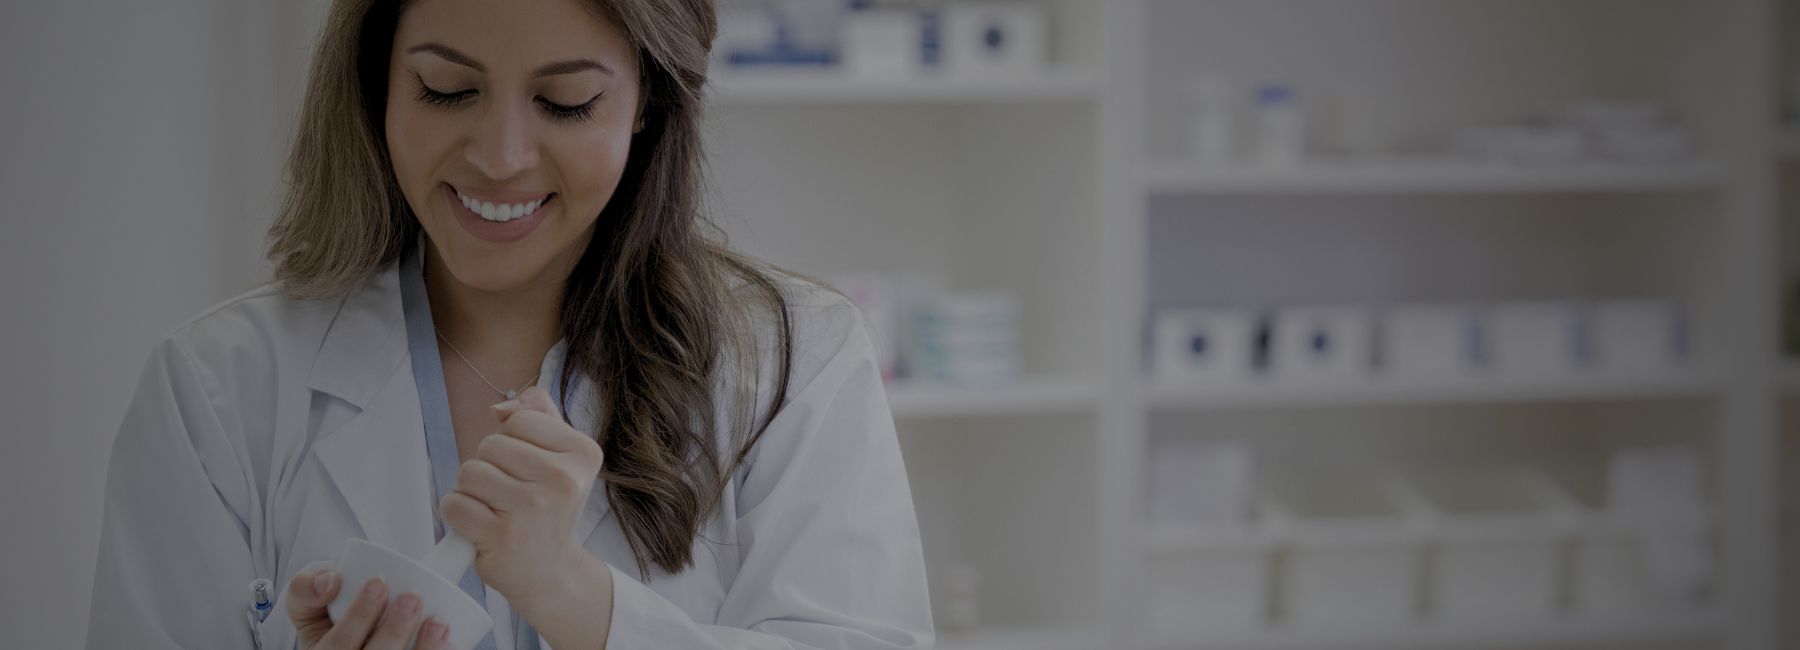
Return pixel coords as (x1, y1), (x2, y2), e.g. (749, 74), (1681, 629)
(490, 399), (521, 412)
(428, 619), (451, 642)
(313, 570), (336, 596)
(363, 577), (386, 599)
(397, 593), (420, 616)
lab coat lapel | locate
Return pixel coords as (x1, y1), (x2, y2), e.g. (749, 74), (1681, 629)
(306, 260), (437, 561)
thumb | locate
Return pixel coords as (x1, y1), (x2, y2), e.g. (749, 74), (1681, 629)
(492, 384), (560, 420)
(284, 565), (339, 648)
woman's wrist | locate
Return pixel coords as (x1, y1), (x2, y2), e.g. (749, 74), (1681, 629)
(513, 547), (616, 649)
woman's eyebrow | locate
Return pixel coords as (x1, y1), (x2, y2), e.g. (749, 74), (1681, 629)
(405, 42), (614, 78)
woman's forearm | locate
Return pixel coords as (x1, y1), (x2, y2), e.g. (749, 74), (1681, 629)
(513, 549), (615, 650)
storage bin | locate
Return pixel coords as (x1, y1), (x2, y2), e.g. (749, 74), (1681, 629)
(1147, 529), (1274, 635)
(1408, 469), (1565, 621)
(1263, 472), (1423, 626)
(1550, 465), (1715, 616)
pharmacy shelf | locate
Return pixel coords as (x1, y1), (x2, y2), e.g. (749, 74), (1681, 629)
(886, 376), (1099, 419)
(1147, 371), (1720, 410)
(709, 67), (1101, 105)
(1142, 158), (1724, 195)
(1147, 611), (1722, 650)
(935, 625), (1104, 650)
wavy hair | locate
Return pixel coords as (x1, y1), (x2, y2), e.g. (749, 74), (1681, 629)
(266, 0), (795, 576)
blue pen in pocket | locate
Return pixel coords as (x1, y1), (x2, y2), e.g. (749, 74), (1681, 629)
(248, 578), (274, 623)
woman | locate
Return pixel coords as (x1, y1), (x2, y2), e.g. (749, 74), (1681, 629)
(83, 0), (933, 648)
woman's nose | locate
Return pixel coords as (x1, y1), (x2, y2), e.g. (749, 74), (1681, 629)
(464, 100), (539, 180)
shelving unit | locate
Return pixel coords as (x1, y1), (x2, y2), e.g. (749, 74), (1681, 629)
(1142, 158), (1726, 195)
(1148, 372), (1722, 411)
(704, 1), (1781, 649)
(711, 68), (1100, 105)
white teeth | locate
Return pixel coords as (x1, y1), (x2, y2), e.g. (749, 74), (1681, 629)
(454, 188), (546, 222)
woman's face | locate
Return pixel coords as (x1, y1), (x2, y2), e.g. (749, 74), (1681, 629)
(386, 0), (642, 293)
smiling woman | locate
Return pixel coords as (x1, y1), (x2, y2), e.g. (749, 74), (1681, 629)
(83, 1), (934, 649)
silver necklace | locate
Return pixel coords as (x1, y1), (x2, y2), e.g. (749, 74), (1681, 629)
(435, 328), (539, 400)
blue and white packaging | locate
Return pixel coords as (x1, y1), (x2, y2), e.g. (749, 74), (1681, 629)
(1380, 304), (1481, 381)
(842, 9), (926, 78)
(942, 2), (1047, 78)
(1271, 306), (1374, 384)
(1486, 301), (1583, 380)
(909, 291), (1021, 387)
(1591, 300), (1687, 376)
(1152, 308), (1262, 385)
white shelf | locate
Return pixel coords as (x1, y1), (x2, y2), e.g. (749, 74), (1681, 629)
(887, 377), (1099, 419)
(1142, 158), (1724, 195)
(1149, 611), (1721, 650)
(935, 625), (1103, 650)
(1148, 372), (1719, 410)
(709, 68), (1101, 105)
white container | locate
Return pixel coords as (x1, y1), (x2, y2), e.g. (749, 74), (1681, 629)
(842, 10), (924, 79)
(1265, 473), (1421, 626)
(1186, 77), (1235, 163)
(1271, 306), (1374, 384)
(1251, 84), (1304, 167)
(1591, 300), (1686, 376)
(1148, 439), (1256, 526)
(1148, 535), (1273, 634)
(909, 291), (1021, 387)
(1485, 302), (1582, 380)
(942, 2), (1047, 78)
(1409, 470), (1564, 621)
(831, 272), (902, 381)
(1152, 308), (1263, 385)
(1380, 304), (1480, 381)
(1552, 462), (1714, 616)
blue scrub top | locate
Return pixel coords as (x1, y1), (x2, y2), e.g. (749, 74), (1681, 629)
(400, 238), (550, 650)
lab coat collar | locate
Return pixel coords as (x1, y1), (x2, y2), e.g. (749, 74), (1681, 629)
(306, 239), (611, 556)
(307, 252), (435, 556)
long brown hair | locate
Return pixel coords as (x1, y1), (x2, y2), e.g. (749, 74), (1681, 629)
(267, 0), (795, 576)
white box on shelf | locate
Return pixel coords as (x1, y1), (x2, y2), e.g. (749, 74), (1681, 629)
(942, 2), (1047, 78)
(1271, 306), (1374, 384)
(842, 10), (925, 79)
(1549, 463), (1715, 617)
(1148, 439), (1255, 526)
(1408, 470), (1564, 622)
(1264, 473), (1422, 626)
(1147, 536), (1272, 634)
(1380, 304), (1480, 381)
(1591, 300), (1687, 376)
(830, 272), (902, 381)
(1486, 302), (1582, 380)
(1152, 308), (1262, 385)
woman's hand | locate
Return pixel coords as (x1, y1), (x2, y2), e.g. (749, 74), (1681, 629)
(286, 566), (451, 650)
(441, 385), (605, 612)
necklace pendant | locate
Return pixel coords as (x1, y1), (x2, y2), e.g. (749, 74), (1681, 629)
(505, 389), (517, 400)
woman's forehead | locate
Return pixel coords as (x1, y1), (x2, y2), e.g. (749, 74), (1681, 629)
(395, 0), (635, 72)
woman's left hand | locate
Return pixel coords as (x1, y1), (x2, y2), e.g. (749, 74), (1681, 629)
(441, 385), (604, 608)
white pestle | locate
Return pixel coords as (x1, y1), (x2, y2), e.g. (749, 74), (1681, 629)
(420, 530), (478, 582)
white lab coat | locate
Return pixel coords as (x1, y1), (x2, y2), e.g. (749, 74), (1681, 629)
(85, 254), (935, 650)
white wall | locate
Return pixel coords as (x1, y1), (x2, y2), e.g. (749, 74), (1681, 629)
(0, 1), (301, 646)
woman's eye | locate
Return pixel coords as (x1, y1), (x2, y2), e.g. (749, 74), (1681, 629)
(411, 72), (474, 107)
(537, 94), (602, 123)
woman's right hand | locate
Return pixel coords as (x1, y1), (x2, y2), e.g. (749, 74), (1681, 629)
(286, 566), (452, 650)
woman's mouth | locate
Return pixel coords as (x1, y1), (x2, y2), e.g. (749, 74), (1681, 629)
(445, 183), (556, 244)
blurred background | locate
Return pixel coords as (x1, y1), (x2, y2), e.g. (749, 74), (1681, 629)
(1, 0), (1792, 648)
